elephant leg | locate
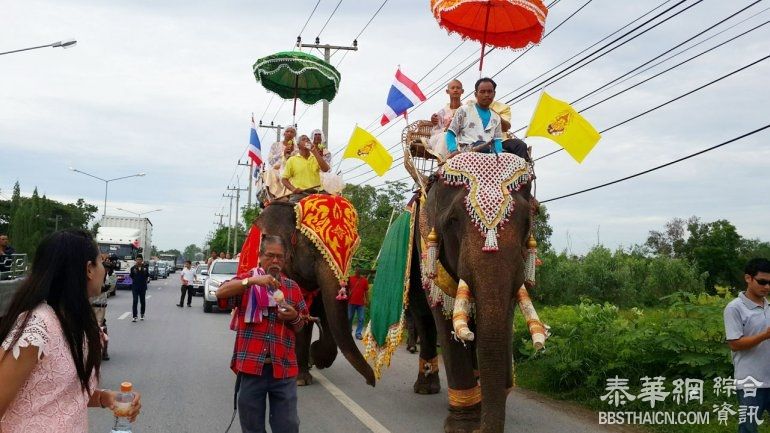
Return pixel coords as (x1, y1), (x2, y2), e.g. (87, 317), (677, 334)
(431, 306), (480, 433)
(311, 306), (338, 369)
(295, 321), (314, 386)
(409, 281), (440, 395)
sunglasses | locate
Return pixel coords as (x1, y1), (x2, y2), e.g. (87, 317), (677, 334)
(753, 277), (770, 287)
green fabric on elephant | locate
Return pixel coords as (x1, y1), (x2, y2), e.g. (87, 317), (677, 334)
(363, 211), (414, 378)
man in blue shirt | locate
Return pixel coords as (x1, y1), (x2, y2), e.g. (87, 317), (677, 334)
(446, 78), (504, 157)
(130, 254), (151, 322)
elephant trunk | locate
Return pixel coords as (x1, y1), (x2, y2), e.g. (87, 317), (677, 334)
(473, 273), (514, 433)
(316, 262), (376, 386)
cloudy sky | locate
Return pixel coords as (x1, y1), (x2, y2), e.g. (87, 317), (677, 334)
(2, 0), (768, 253)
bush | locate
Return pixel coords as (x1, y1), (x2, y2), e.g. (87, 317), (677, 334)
(514, 293), (733, 398)
(533, 247), (705, 307)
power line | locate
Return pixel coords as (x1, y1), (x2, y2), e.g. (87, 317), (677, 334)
(540, 124), (770, 204)
(351, 51), (770, 186)
(354, 0), (389, 40)
(531, 54), (770, 160)
(570, 0), (765, 107)
(298, 0), (322, 39)
(503, 0), (702, 106)
(316, 0), (343, 39)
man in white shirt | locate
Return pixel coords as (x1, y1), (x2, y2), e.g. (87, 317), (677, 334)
(178, 260), (196, 307)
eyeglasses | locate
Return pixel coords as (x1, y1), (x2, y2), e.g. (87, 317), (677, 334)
(263, 252), (285, 261)
(753, 277), (770, 287)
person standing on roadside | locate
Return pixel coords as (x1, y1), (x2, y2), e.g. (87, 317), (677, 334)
(0, 229), (142, 431)
(178, 260), (195, 308)
(207, 251), (217, 266)
(216, 235), (307, 433)
(0, 234), (16, 275)
(130, 254), (150, 322)
(724, 258), (770, 433)
(347, 269), (369, 340)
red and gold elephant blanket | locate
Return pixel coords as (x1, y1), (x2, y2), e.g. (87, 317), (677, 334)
(295, 194), (360, 282)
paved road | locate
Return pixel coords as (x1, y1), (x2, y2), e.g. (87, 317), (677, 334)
(89, 276), (627, 433)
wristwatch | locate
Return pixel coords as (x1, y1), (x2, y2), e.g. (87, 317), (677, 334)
(241, 278), (249, 286)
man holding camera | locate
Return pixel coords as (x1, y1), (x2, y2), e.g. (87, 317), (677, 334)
(281, 133), (330, 198)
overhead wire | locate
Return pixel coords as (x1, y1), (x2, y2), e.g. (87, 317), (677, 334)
(355, 49), (770, 187)
(298, 0), (322, 40)
(539, 124), (770, 204)
(316, 0), (344, 40)
(343, 0), (751, 182)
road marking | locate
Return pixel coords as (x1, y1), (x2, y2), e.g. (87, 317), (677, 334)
(146, 295), (152, 299)
(118, 312), (131, 320)
(313, 370), (391, 433)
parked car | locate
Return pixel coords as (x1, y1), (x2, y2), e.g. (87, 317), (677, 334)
(157, 262), (169, 279)
(148, 260), (159, 280)
(192, 264), (208, 296)
(202, 259), (238, 313)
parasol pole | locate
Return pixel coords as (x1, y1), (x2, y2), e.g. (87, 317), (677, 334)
(478, 1), (492, 75)
(293, 75), (299, 125)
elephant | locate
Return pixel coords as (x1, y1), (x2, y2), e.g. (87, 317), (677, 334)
(256, 200), (376, 387)
(406, 156), (533, 433)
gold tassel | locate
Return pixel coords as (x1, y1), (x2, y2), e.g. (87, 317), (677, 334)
(524, 234), (537, 287)
(426, 228), (438, 278)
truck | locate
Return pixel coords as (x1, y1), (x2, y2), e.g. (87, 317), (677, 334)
(96, 216), (153, 290)
(158, 253), (182, 273)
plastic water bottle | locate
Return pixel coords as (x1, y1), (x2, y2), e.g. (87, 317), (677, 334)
(111, 381), (134, 433)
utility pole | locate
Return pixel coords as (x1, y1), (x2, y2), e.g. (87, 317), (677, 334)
(214, 212), (227, 227)
(227, 183), (248, 256)
(237, 160), (253, 208)
(297, 37), (358, 141)
(223, 193), (235, 254)
(259, 120), (285, 144)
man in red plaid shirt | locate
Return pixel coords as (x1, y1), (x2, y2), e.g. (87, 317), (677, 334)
(216, 235), (307, 433)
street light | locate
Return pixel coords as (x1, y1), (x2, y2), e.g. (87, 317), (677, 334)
(116, 207), (162, 218)
(69, 167), (146, 217)
(0, 39), (77, 56)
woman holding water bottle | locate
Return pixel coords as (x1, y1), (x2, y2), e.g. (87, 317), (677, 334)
(0, 229), (142, 431)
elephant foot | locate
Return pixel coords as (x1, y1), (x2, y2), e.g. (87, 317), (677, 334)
(296, 370), (314, 386)
(413, 371), (441, 394)
(444, 404), (481, 433)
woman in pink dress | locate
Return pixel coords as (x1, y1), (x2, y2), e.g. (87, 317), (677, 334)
(0, 229), (142, 432)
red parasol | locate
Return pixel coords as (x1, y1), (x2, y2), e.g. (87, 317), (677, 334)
(431, 0), (548, 72)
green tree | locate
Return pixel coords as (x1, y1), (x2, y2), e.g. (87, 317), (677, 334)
(182, 244), (202, 261)
(682, 219), (744, 291)
(241, 203), (261, 228)
(207, 225), (246, 256)
(342, 181), (409, 267)
(150, 245), (159, 257)
(533, 205), (553, 253)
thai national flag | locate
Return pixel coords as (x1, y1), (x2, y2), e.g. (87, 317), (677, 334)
(380, 69), (427, 126)
(248, 116), (263, 167)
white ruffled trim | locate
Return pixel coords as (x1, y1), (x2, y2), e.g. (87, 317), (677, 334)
(1, 307), (50, 360)
(253, 59), (341, 90)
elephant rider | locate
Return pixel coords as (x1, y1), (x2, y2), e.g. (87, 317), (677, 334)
(281, 134), (331, 198)
(264, 125), (297, 198)
(446, 77), (531, 163)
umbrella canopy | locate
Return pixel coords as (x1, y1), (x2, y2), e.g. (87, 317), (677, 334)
(253, 51), (341, 105)
(431, 0), (548, 71)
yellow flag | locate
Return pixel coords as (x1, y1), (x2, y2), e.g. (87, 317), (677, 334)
(525, 92), (601, 163)
(343, 126), (393, 176)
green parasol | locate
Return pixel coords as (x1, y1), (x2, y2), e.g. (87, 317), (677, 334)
(252, 51), (341, 122)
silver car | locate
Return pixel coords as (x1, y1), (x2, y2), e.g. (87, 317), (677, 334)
(202, 259), (238, 313)
(191, 264), (208, 296)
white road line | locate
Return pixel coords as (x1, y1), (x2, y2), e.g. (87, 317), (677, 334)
(118, 312), (130, 320)
(146, 295), (152, 299)
(313, 370), (391, 433)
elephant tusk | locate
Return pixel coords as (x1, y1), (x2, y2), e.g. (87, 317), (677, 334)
(452, 279), (475, 341)
(516, 285), (546, 351)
